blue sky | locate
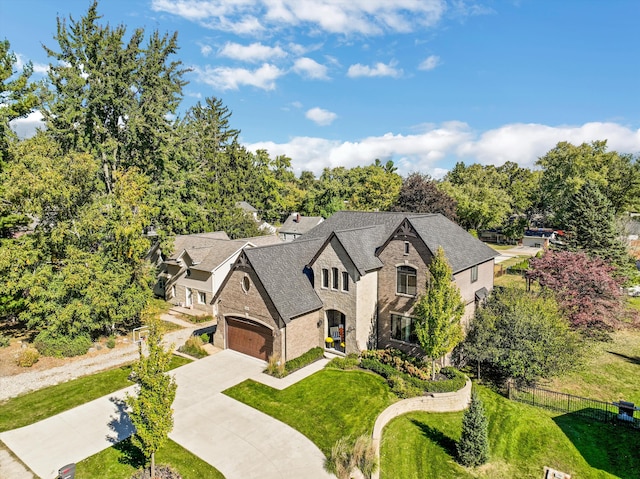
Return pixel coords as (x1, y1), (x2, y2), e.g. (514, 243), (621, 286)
(2, 0), (639, 177)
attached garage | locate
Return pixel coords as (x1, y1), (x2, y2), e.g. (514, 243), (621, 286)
(226, 317), (274, 361)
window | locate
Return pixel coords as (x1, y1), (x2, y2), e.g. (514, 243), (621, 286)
(198, 291), (206, 304)
(471, 265), (478, 283)
(397, 266), (417, 295)
(342, 271), (349, 292)
(404, 241), (410, 255)
(242, 276), (251, 293)
(186, 268), (192, 277)
(391, 314), (418, 343)
(332, 267), (339, 289)
(322, 268), (329, 288)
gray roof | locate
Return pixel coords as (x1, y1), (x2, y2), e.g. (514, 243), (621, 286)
(280, 214), (324, 235)
(243, 235), (283, 247)
(168, 232), (230, 260)
(304, 211), (497, 274)
(188, 239), (249, 272)
(314, 227), (384, 275)
(407, 215), (499, 273)
(244, 238), (325, 322)
(236, 201), (257, 213)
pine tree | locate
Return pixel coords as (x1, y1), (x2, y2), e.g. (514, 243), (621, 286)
(413, 246), (465, 379)
(457, 389), (489, 467)
(127, 314), (177, 478)
(564, 180), (628, 267)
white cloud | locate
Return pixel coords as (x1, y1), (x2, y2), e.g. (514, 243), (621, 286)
(418, 54), (440, 71)
(347, 61), (402, 78)
(306, 107), (337, 126)
(245, 122), (640, 177)
(200, 44), (213, 57)
(9, 110), (45, 138)
(15, 53), (48, 75)
(219, 42), (287, 62)
(293, 57), (329, 80)
(151, 0), (446, 35)
(193, 63), (284, 90)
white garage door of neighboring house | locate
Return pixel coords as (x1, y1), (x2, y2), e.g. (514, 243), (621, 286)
(227, 317), (273, 361)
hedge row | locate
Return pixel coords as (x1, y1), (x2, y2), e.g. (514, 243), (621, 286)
(285, 347), (324, 373)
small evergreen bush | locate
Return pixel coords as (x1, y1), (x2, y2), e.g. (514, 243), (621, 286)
(34, 331), (92, 357)
(199, 333), (210, 344)
(457, 389), (490, 467)
(106, 336), (116, 349)
(17, 347), (40, 367)
(0, 333), (10, 348)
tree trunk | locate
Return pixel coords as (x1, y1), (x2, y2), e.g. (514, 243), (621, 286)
(151, 452), (155, 479)
(431, 358), (436, 381)
(477, 360), (481, 381)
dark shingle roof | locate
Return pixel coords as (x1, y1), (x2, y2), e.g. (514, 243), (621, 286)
(280, 214), (324, 235)
(407, 215), (499, 273)
(331, 227), (384, 274)
(244, 238), (325, 322)
(302, 211), (407, 241)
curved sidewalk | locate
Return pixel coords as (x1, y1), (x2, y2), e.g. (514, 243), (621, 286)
(371, 379), (472, 479)
(1, 350), (333, 479)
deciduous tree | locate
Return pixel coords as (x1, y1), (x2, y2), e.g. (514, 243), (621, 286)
(527, 251), (626, 333)
(463, 287), (581, 384)
(413, 246), (465, 379)
(392, 172), (457, 221)
(127, 314), (177, 479)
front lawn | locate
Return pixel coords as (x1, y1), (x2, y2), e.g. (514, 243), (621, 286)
(76, 437), (225, 479)
(381, 386), (640, 479)
(0, 355), (191, 432)
(224, 369), (396, 455)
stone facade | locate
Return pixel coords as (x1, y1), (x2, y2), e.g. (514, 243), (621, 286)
(377, 235), (433, 355)
(214, 266), (283, 356)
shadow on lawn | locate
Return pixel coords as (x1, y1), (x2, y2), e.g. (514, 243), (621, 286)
(606, 350), (640, 366)
(410, 418), (457, 457)
(553, 412), (640, 479)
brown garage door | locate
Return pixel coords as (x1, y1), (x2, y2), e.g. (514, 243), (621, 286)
(227, 317), (273, 361)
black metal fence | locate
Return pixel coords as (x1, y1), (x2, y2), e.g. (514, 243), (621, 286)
(508, 384), (640, 428)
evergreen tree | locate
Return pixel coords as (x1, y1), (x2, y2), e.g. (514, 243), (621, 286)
(127, 314), (177, 479)
(457, 389), (489, 467)
(564, 180), (628, 267)
(413, 246), (465, 379)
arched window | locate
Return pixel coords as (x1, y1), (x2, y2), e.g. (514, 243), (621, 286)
(397, 266), (417, 295)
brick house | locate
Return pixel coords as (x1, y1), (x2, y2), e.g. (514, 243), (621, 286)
(212, 211), (498, 361)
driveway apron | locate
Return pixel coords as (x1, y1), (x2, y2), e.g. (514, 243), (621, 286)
(0, 350), (332, 479)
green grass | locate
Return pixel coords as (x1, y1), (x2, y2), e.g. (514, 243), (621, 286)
(381, 386), (640, 479)
(76, 437), (225, 479)
(545, 329), (640, 403)
(0, 355), (191, 432)
(224, 369), (396, 455)
(487, 244), (517, 251)
(629, 296), (640, 312)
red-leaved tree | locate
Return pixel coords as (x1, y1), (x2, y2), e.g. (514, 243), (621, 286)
(527, 250), (625, 332)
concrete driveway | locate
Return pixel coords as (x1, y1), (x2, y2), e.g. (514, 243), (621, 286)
(0, 350), (332, 479)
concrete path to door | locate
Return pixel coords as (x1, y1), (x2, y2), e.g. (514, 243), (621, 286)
(0, 350), (333, 479)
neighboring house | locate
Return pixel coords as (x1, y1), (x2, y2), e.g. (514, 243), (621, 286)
(157, 232), (281, 315)
(278, 212), (324, 241)
(236, 201), (259, 222)
(213, 211), (498, 361)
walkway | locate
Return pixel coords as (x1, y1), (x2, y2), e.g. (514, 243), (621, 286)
(0, 350), (332, 479)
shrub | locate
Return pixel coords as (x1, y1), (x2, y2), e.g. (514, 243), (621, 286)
(106, 336), (116, 349)
(178, 336), (207, 359)
(17, 347), (40, 367)
(0, 333), (10, 348)
(285, 347), (324, 373)
(33, 331), (92, 357)
(457, 389), (489, 467)
(360, 349), (430, 380)
(326, 354), (360, 370)
(266, 353), (286, 377)
(200, 333), (210, 344)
